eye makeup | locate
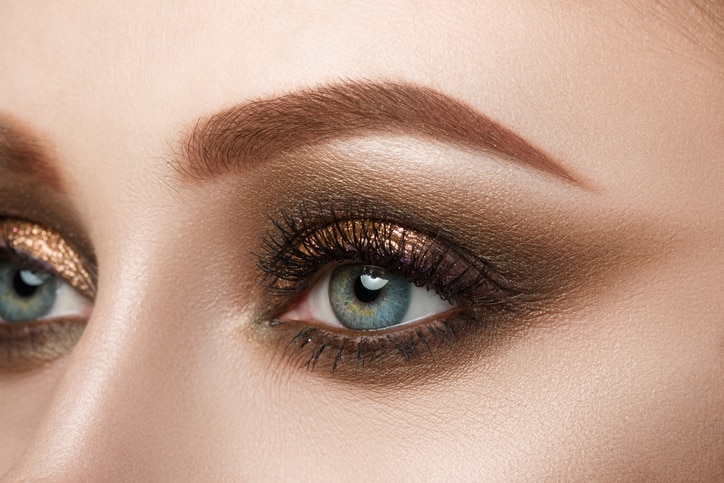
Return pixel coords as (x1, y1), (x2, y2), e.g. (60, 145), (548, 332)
(258, 202), (519, 303)
(1, 220), (94, 298)
(195, 124), (665, 388)
(254, 201), (530, 379)
(0, 219), (94, 373)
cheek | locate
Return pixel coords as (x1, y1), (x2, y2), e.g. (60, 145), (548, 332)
(0, 360), (69, 469)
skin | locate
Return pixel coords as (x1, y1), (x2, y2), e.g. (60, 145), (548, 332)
(0, 0), (722, 480)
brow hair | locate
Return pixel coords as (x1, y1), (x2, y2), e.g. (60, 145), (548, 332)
(179, 81), (580, 185)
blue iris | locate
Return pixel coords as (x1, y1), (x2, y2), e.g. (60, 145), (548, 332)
(0, 259), (58, 322)
(328, 264), (411, 330)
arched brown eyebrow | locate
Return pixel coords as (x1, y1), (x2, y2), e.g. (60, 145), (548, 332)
(0, 116), (64, 191)
(180, 81), (581, 185)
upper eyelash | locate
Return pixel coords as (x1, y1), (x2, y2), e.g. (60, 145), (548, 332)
(256, 201), (519, 307)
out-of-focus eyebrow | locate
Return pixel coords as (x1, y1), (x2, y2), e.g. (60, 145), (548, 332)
(0, 116), (64, 190)
(180, 81), (581, 185)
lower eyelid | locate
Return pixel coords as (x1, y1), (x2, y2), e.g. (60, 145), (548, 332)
(259, 312), (474, 384)
(254, 277), (532, 383)
(0, 318), (86, 373)
(278, 306), (463, 338)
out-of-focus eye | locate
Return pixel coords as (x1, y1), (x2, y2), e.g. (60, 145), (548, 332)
(0, 260), (90, 323)
(0, 219), (95, 371)
(281, 263), (455, 332)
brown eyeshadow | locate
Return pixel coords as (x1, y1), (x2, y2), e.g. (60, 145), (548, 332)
(0, 318), (85, 374)
(187, 129), (672, 389)
(0, 114), (65, 192)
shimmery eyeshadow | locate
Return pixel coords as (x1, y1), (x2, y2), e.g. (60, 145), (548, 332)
(0, 220), (95, 299)
(261, 212), (516, 305)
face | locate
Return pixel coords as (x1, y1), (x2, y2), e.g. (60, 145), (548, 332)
(0, 0), (722, 479)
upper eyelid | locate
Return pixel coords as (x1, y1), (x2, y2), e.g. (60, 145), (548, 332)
(0, 219), (96, 299)
(257, 203), (519, 306)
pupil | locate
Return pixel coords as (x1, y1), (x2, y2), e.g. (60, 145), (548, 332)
(354, 275), (382, 303)
(12, 270), (39, 298)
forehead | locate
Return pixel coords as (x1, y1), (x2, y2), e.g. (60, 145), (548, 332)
(0, 0), (719, 199)
(1, 1), (717, 110)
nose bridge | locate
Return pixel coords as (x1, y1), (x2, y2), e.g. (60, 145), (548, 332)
(3, 249), (215, 480)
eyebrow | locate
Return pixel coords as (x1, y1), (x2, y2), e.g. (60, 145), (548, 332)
(0, 116), (64, 191)
(180, 81), (580, 185)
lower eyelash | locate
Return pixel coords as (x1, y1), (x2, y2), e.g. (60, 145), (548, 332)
(266, 316), (464, 374)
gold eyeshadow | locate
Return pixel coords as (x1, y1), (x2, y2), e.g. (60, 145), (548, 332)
(260, 204), (517, 304)
(293, 220), (443, 270)
(266, 219), (434, 291)
(0, 219), (95, 299)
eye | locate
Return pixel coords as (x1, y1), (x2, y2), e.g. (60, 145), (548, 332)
(0, 260), (91, 323)
(256, 202), (522, 375)
(280, 263), (455, 332)
(0, 219), (95, 371)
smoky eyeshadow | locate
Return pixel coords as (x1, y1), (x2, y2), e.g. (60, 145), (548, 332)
(0, 174), (96, 373)
(252, 192), (581, 314)
(238, 172), (662, 386)
(235, 138), (665, 314)
(0, 319), (86, 373)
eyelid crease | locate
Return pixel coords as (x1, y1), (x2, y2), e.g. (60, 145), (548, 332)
(0, 219), (95, 299)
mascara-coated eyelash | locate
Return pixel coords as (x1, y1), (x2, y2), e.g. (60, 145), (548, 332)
(259, 202), (513, 302)
(256, 202), (521, 373)
(0, 219), (94, 372)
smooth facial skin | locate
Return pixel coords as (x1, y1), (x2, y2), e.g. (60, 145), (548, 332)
(0, 0), (722, 480)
